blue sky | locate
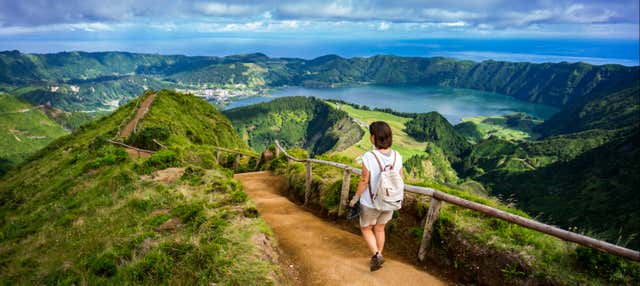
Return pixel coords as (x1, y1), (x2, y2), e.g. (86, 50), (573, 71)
(0, 1), (638, 64)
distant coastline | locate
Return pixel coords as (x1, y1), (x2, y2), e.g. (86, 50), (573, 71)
(1, 37), (638, 66)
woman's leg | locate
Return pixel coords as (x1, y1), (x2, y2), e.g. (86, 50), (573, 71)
(360, 226), (379, 255)
(373, 224), (386, 254)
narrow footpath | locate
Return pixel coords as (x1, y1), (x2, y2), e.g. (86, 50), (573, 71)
(235, 171), (447, 286)
(120, 93), (157, 138)
(116, 93), (157, 159)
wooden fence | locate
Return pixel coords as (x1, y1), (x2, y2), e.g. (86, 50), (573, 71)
(273, 140), (640, 262)
(212, 146), (261, 170)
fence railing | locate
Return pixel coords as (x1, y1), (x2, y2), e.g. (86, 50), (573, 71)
(212, 146), (261, 170)
(273, 140), (640, 262)
(107, 139), (156, 156)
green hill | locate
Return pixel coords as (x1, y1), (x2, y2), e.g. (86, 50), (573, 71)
(223, 96), (363, 155)
(404, 112), (471, 161)
(540, 85), (640, 136)
(2, 51), (637, 113)
(482, 127), (640, 250)
(403, 143), (459, 184)
(0, 90), (281, 284)
(0, 93), (68, 176)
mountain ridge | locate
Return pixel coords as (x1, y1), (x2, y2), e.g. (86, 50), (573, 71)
(2, 50), (638, 111)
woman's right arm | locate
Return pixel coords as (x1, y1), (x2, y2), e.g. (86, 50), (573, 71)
(350, 163), (370, 207)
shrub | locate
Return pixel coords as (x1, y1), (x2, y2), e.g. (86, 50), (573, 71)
(243, 206), (259, 218)
(125, 126), (170, 151)
(409, 227), (424, 242)
(181, 165), (205, 185)
(84, 147), (128, 171)
(321, 180), (342, 211)
(88, 252), (118, 277)
(171, 202), (206, 226)
(123, 250), (173, 283)
(229, 190), (248, 204)
(126, 198), (154, 213)
(138, 150), (179, 174)
(575, 247), (640, 283)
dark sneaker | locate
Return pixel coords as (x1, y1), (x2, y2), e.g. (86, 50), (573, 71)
(370, 253), (382, 272)
(377, 253), (385, 266)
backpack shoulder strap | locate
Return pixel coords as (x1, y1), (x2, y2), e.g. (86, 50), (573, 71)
(367, 151), (383, 201)
(390, 150), (397, 170)
(370, 150), (384, 172)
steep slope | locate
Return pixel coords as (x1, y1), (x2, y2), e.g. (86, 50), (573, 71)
(2, 51), (638, 112)
(483, 127), (640, 249)
(223, 96), (363, 155)
(0, 93), (68, 175)
(540, 85), (640, 136)
(403, 143), (459, 184)
(0, 90), (281, 284)
(404, 112), (471, 161)
(268, 148), (640, 285)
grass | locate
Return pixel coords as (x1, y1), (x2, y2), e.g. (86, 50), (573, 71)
(456, 114), (542, 143)
(325, 101), (428, 160)
(0, 90), (282, 285)
(0, 93), (69, 174)
(271, 149), (640, 285)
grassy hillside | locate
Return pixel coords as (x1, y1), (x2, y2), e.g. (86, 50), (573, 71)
(480, 127), (640, 250)
(540, 85), (640, 136)
(2, 51), (637, 113)
(0, 93), (68, 176)
(0, 90), (281, 285)
(325, 101), (428, 160)
(404, 112), (471, 161)
(223, 96), (363, 155)
(403, 143), (459, 184)
(267, 148), (640, 285)
(455, 113), (543, 143)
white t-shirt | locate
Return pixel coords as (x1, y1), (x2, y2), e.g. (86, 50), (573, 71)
(359, 149), (403, 208)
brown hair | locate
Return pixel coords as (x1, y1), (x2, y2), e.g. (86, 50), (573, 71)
(369, 121), (392, 149)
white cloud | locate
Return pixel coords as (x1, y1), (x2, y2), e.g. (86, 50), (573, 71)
(422, 9), (481, 21)
(0, 22), (114, 34)
(377, 21), (390, 31)
(441, 21), (465, 27)
(563, 4), (616, 23)
(281, 20), (299, 29)
(196, 2), (257, 16)
(221, 21), (264, 32)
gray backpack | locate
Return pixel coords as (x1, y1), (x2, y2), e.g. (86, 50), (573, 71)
(368, 150), (404, 211)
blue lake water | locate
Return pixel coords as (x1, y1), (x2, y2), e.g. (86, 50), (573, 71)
(224, 85), (560, 124)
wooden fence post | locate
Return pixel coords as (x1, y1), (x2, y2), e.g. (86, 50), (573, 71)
(304, 161), (312, 205)
(418, 198), (443, 261)
(338, 169), (351, 217)
(233, 154), (240, 171)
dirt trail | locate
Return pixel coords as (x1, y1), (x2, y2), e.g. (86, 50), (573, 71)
(235, 171), (447, 286)
(120, 93), (157, 138)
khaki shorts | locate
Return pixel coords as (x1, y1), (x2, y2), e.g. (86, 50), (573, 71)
(359, 205), (393, 227)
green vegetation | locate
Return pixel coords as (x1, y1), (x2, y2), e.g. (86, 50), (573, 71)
(482, 127), (640, 250)
(270, 147), (640, 285)
(540, 85), (640, 136)
(224, 96), (362, 155)
(0, 93), (68, 175)
(325, 101), (428, 160)
(2, 51), (637, 114)
(0, 90), (281, 284)
(404, 112), (471, 161)
(455, 113), (543, 143)
(403, 143), (459, 184)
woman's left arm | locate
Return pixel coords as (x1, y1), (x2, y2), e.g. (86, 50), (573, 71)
(350, 163), (370, 207)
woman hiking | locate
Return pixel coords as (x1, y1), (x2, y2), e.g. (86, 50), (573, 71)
(349, 121), (404, 272)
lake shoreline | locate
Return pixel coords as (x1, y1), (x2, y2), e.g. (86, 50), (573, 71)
(224, 84), (560, 124)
